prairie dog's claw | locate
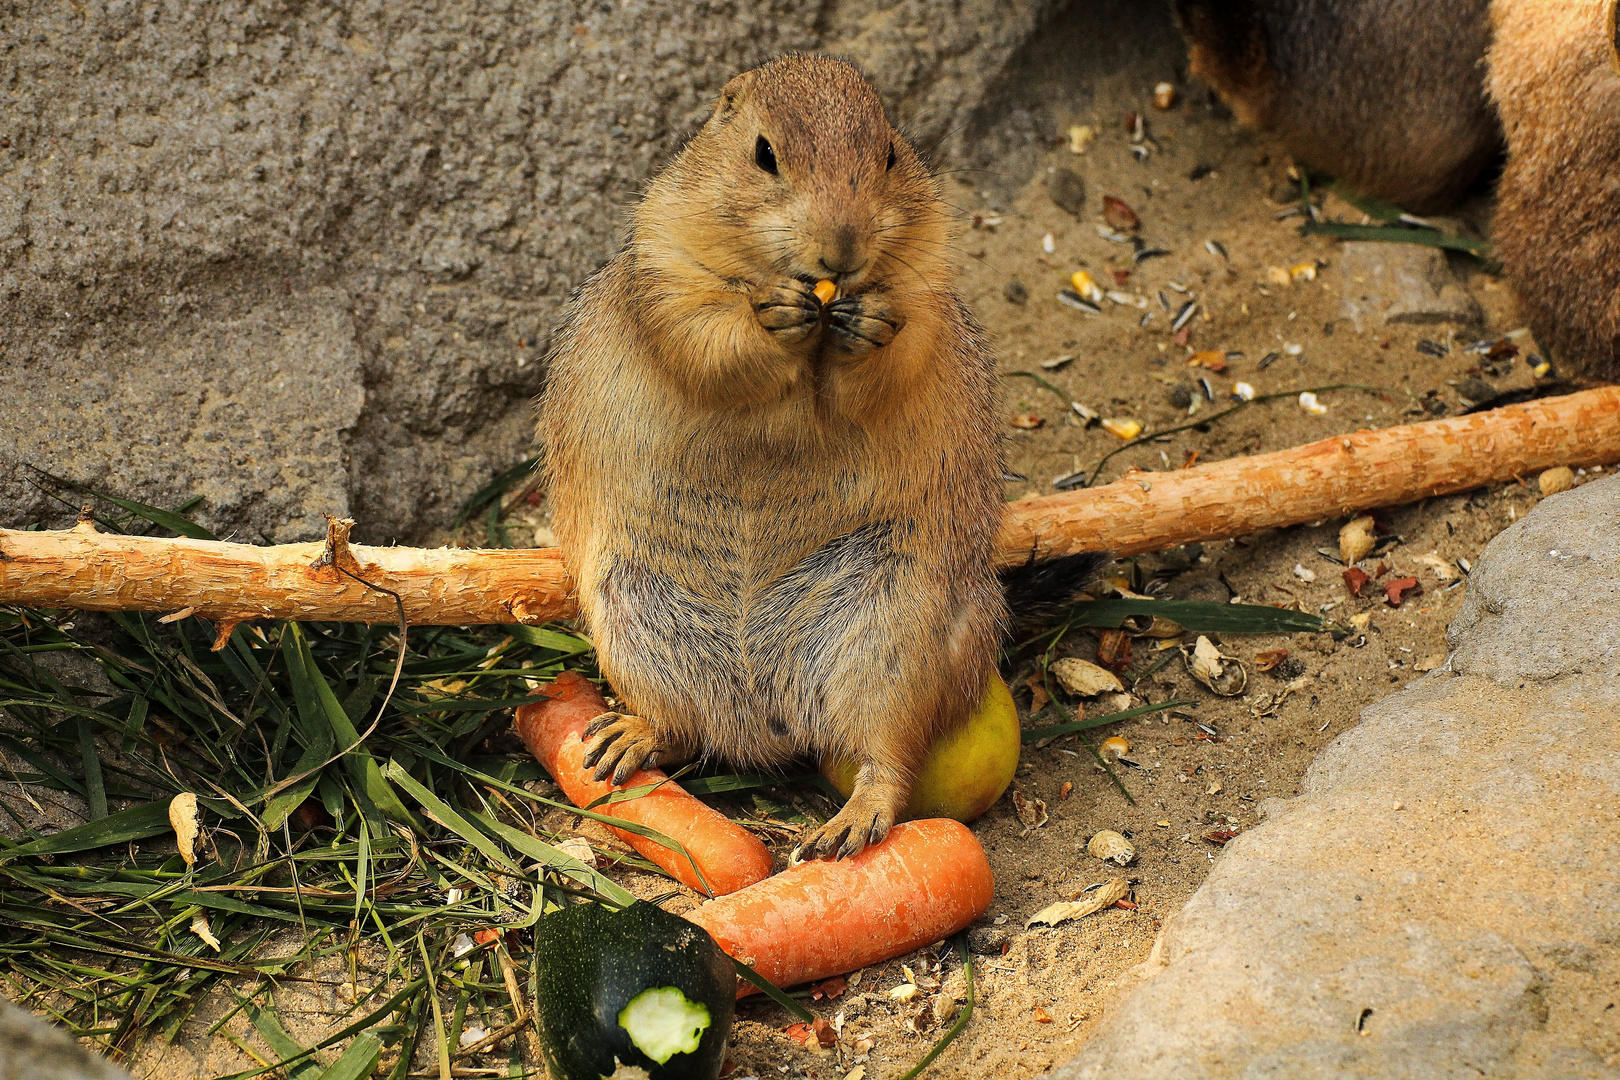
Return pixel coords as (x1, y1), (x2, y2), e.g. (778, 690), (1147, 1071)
(581, 712), (664, 784)
(751, 278), (821, 345)
(798, 786), (900, 861)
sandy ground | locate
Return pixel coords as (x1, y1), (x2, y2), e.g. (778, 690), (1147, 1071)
(117, 34), (1617, 1080)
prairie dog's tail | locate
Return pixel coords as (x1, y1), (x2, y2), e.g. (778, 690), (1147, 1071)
(999, 551), (1110, 638)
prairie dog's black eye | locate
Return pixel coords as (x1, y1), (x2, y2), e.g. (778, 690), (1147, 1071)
(886, 143), (897, 171)
(755, 135), (778, 174)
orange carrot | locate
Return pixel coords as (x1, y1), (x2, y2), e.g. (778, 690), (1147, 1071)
(513, 671), (774, 896)
(684, 818), (993, 994)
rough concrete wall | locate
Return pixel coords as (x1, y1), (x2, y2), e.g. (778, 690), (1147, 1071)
(0, 0), (1099, 544)
(0, 0), (831, 542)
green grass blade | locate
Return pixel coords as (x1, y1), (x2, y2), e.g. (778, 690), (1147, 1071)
(1022, 698), (1195, 742)
(0, 801), (179, 862)
(1300, 220), (1493, 258)
(1326, 180), (1409, 224)
(734, 959), (815, 1022)
(287, 626), (418, 829)
(28, 471), (219, 540)
(403, 745), (715, 896)
(470, 812), (635, 907)
(1067, 599), (1325, 634)
(381, 762), (523, 875)
(450, 456), (539, 531)
(313, 1031), (383, 1080)
(506, 624), (594, 656)
(75, 719), (108, 820)
(242, 998), (324, 1080)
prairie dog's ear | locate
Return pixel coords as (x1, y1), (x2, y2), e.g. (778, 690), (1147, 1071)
(712, 70), (757, 122)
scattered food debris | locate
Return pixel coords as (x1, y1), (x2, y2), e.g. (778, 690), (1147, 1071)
(1384, 576), (1422, 607)
(1538, 466), (1575, 496)
(1025, 877), (1131, 928)
(1340, 515), (1377, 565)
(1087, 831), (1137, 866)
(1102, 195), (1140, 232)
(1051, 657), (1124, 696)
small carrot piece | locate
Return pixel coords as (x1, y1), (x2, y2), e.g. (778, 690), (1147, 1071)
(513, 672), (773, 896)
(813, 278), (837, 305)
(684, 818), (993, 995)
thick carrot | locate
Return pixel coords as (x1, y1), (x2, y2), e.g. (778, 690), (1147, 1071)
(513, 672), (774, 897)
(684, 818), (994, 994)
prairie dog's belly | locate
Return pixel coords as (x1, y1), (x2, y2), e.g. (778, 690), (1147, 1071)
(595, 510), (913, 766)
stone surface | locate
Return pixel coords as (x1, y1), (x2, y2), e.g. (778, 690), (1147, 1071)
(3, 0), (1162, 543)
(1448, 475), (1620, 681)
(1051, 474), (1620, 1079)
(1339, 241), (1483, 332)
(0, 999), (131, 1080)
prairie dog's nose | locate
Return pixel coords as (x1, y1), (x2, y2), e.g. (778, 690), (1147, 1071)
(819, 223), (866, 277)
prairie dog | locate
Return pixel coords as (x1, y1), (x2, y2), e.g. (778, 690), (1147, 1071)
(1173, 0), (1500, 212)
(1488, 0), (1620, 379)
(541, 56), (1009, 859)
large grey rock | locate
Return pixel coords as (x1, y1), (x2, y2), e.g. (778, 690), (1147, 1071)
(1051, 474), (1620, 1079)
(0, 999), (131, 1080)
(1448, 475), (1620, 680)
(1339, 241), (1483, 331)
(5, 0), (1170, 543)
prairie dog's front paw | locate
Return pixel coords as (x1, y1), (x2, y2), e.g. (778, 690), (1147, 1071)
(751, 278), (822, 346)
(826, 293), (904, 357)
(581, 711), (665, 785)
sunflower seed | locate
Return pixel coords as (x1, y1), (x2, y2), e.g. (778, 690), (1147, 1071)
(1171, 300), (1197, 332)
(1057, 290), (1102, 314)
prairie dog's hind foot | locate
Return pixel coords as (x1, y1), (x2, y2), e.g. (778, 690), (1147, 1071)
(581, 712), (665, 785)
(796, 782), (905, 861)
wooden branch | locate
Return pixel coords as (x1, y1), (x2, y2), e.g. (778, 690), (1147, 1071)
(0, 515), (573, 643)
(3, 387), (1618, 639)
(999, 384), (1620, 559)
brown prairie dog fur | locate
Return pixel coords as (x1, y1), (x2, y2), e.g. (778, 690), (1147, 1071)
(540, 56), (1007, 859)
(1173, 0), (1500, 212)
(1488, 0), (1620, 380)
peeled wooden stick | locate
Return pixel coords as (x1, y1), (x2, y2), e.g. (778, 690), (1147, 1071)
(999, 384), (1620, 560)
(3, 387), (1619, 633)
(0, 515), (573, 644)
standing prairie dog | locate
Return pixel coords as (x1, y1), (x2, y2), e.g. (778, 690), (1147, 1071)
(541, 56), (1021, 859)
(1173, 0), (1500, 212)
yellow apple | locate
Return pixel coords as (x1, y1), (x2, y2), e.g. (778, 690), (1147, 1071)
(819, 672), (1020, 823)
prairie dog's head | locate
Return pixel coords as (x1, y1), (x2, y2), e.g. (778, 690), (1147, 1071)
(637, 55), (950, 298)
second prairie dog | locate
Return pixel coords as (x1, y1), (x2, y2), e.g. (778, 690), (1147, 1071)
(1489, 0), (1620, 380)
(1172, 0), (1499, 212)
(541, 56), (1006, 859)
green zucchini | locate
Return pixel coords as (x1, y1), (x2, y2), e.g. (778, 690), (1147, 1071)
(534, 901), (735, 1080)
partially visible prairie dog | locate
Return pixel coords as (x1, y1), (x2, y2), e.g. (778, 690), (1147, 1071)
(542, 56), (1039, 860)
(1173, 0), (1500, 211)
(1488, 0), (1620, 380)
